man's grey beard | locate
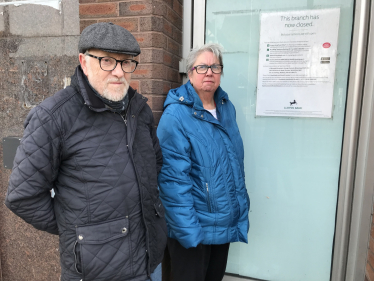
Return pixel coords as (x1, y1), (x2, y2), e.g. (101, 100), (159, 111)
(101, 77), (130, 102)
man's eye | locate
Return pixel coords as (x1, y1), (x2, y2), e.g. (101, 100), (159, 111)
(102, 58), (114, 64)
(197, 65), (208, 70)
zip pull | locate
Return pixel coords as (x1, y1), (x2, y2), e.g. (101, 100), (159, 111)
(206, 183), (212, 212)
(124, 119), (127, 126)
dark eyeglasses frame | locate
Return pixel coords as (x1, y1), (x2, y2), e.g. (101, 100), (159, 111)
(191, 64), (224, 74)
(86, 53), (139, 73)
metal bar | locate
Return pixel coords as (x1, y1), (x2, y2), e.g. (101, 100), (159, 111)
(331, 0), (372, 280)
(183, 0), (193, 58)
(345, 1), (374, 280)
(181, 0), (193, 82)
(192, 0), (206, 48)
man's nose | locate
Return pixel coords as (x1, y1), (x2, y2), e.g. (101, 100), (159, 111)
(111, 62), (125, 77)
(206, 67), (213, 75)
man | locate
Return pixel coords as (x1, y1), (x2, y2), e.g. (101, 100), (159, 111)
(5, 22), (167, 281)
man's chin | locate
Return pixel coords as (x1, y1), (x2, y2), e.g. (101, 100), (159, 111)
(103, 92), (126, 101)
(102, 87), (129, 101)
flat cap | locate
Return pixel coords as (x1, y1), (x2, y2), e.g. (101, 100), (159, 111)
(78, 22), (141, 56)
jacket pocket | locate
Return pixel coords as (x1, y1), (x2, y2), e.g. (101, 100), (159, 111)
(74, 217), (130, 281)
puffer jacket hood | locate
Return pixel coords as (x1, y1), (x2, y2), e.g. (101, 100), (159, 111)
(163, 81), (228, 111)
(157, 81), (249, 249)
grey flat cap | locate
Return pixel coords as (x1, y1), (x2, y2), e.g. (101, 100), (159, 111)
(79, 22), (141, 56)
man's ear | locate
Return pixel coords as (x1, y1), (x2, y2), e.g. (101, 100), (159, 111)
(79, 53), (89, 76)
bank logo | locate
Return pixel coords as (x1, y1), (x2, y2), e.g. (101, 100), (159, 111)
(290, 100), (297, 106)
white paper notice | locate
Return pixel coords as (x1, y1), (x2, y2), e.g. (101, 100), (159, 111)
(255, 8), (340, 118)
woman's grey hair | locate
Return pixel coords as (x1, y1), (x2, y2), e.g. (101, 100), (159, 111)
(186, 43), (224, 75)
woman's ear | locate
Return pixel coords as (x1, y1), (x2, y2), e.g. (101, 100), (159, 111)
(188, 72), (194, 87)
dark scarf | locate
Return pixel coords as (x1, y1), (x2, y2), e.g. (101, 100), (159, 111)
(83, 73), (129, 113)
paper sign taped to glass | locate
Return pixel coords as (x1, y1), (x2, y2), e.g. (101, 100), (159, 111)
(255, 8), (340, 118)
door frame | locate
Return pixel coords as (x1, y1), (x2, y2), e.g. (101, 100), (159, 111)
(182, 0), (374, 280)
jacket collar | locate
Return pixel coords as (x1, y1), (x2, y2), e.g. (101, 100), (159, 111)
(164, 81), (229, 111)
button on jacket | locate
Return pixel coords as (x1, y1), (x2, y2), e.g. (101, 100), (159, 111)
(5, 66), (167, 281)
(157, 81), (250, 249)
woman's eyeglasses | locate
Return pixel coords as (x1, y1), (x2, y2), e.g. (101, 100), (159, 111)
(191, 64), (223, 74)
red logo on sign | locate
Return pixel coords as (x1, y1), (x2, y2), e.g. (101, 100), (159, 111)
(323, 42), (331, 48)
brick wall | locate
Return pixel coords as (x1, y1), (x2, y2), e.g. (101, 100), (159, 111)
(79, 0), (183, 124)
(366, 214), (374, 281)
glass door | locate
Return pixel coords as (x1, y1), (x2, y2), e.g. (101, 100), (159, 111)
(204, 1), (355, 280)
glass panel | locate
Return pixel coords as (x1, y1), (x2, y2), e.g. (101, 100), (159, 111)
(205, 1), (354, 280)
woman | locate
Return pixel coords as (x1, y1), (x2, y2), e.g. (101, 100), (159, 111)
(157, 43), (250, 281)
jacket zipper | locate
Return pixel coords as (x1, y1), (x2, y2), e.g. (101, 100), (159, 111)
(123, 94), (154, 279)
(216, 99), (237, 225)
(206, 183), (212, 213)
(120, 113), (127, 126)
(120, 95), (135, 126)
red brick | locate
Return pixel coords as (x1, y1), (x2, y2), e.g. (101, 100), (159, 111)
(153, 2), (167, 17)
(370, 237), (374, 253)
(133, 64), (167, 79)
(119, 2), (153, 16)
(173, 0), (182, 18)
(371, 223), (374, 238)
(139, 16), (163, 32)
(171, 82), (182, 89)
(79, 3), (118, 18)
(369, 250), (374, 268)
(172, 25), (182, 44)
(140, 80), (169, 95)
(149, 95), (166, 111)
(367, 263), (374, 281)
(160, 0), (172, 7)
(163, 52), (172, 66)
(139, 49), (164, 64)
(171, 54), (181, 69)
(98, 18), (138, 32)
(164, 82), (172, 93)
(131, 4), (146, 11)
(152, 111), (163, 125)
(79, 0), (97, 4)
(167, 38), (180, 56)
(167, 67), (179, 82)
(163, 20), (173, 37)
(166, 6), (182, 30)
(130, 80), (140, 91)
(134, 68), (149, 76)
(80, 20), (98, 33)
(135, 32), (167, 49)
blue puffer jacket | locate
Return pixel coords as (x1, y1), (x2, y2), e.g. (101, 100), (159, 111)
(157, 81), (249, 249)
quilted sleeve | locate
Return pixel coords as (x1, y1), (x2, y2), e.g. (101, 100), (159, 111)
(5, 106), (62, 235)
(157, 111), (204, 249)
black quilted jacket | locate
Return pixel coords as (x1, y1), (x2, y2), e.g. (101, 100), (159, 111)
(5, 66), (167, 281)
